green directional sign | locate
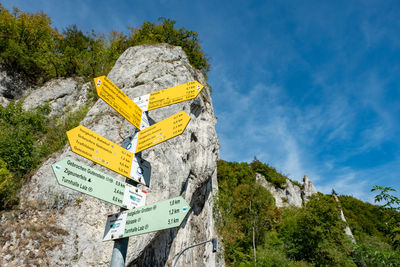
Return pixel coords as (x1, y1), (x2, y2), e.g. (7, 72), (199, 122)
(52, 157), (147, 209)
(103, 196), (190, 241)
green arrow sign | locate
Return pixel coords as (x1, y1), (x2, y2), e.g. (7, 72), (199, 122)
(52, 157), (147, 209)
(103, 196), (190, 240)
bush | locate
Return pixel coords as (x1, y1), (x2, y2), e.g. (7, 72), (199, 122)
(128, 18), (210, 76)
(0, 158), (18, 209)
(0, 100), (89, 210)
(0, 101), (49, 177)
(279, 194), (355, 266)
(352, 238), (400, 267)
(0, 5), (58, 84)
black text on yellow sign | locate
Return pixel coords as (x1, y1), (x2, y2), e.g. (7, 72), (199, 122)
(67, 125), (133, 178)
(133, 81), (204, 111)
(135, 111), (191, 153)
(94, 76), (143, 129)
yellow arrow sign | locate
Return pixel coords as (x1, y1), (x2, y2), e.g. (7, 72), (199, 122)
(128, 111), (191, 153)
(133, 81), (204, 111)
(67, 125), (133, 178)
(94, 76), (143, 129)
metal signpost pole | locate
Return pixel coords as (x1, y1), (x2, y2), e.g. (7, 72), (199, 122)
(110, 136), (140, 267)
(110, 206), (129, 267)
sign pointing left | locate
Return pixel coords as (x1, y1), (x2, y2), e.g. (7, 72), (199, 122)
(52, 157), (147, 209)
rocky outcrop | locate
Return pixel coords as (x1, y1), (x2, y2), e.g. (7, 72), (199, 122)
(0, 44), (221, 267)
(256, 174), (317, 208)
(22, 77), (90, 116)
(0, 66), (29, 100)
(332, 194), (356, 243)
(301, 175), (317, 203)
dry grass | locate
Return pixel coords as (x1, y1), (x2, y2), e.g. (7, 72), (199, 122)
(0, 204), (69, 266)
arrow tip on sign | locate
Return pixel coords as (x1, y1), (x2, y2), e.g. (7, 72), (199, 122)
(93, 76), (105, 94)
(194, 81), (204, 96)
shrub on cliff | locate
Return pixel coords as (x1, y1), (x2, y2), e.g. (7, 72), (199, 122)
(0, 4), (209, 85)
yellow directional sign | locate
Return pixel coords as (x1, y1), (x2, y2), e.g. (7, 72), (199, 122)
(133, 81), (204, 111)
(67, 125), (133, 178)
(94, 76), (143, 129)
(133, 111), (191, 153)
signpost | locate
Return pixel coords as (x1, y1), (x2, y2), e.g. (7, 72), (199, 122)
(94, 76), (148, 130)
(103, 196), (190, 241)
(126, 111), (191, 154)
(52, 157), (147, 209)
(67, 125), (134, 178)
(133, 81), (204, 111)
(56, 74), (201, 266)
(66, 125), (151, 185)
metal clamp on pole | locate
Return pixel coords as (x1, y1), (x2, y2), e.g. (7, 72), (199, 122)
(172, 238), (218, 267)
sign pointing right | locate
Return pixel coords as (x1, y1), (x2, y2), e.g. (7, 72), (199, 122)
(103, 196), (190, 241)
(133, 81), (204, 111)
(126, 111), (191, 154)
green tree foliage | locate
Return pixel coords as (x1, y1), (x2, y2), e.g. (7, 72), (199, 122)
(339, 195), (388, 239)
(0, 101), (49, 177)
(128, 18), (210, 76)
(279, 194), (355, 266)
(216, 160), (281, 266)
(0, 101), (89, 209)
(352, 235), (400, 267)
(0, 4), (58, 85)
(372, 186), (400, 250)
(0, 101), (48, 208)
(0, 5), (209, 85)
(0, 158), (17, 208)
(250, 159), (287, 188)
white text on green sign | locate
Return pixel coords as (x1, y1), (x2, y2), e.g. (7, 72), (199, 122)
(52, 157), (147, 209)
(103, 196), (190, 240)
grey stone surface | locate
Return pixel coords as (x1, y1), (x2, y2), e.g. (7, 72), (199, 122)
(1, 44), (221, 267)
(22, 77), (89, 117)
(301, 175), (318, 203)
(0, 65), (29, 99)
(256, 173), (317, 208)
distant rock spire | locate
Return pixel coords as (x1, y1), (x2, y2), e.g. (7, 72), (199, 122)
(301, 175), (317, 203)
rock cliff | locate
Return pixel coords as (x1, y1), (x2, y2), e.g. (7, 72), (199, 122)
(256, 174), (317, 208)
(0, 44), (221, 267)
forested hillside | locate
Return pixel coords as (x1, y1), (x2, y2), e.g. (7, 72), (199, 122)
(216, 160), (400, 266)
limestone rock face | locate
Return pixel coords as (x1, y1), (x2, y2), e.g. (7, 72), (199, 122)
(22, 77), (90, 116)
(301, 175), (317, 203)
(0, 66), (28, 100)
(1, 44), (221, 267)
(256, 174), (317, 208)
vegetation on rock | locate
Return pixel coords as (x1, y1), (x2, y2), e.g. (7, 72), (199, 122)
(0, 4), (210, 86)
(0, 102), (89, 209)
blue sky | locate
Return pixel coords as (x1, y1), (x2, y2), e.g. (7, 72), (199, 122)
(3, 0), (400, 202)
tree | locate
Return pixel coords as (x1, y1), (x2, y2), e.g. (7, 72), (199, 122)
(279, 194), (354, 266)
(128, 18), (210, 76)
(372, 186), (400, 250)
